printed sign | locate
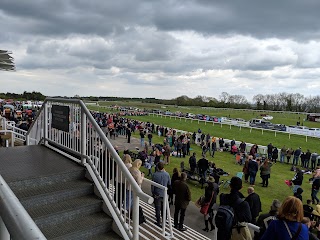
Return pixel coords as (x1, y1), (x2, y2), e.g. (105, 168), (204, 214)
(51, 105), (70, 132)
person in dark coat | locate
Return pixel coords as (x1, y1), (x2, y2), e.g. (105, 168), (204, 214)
(197, 154), (209, 179)
(245, 187), (262, 224)
(202, 177), (219, 232)
(292, 168), (304, 193)
(219, 177), (252, 240)
(172, 172), (191, 231)
(188, 152), (197, 174)
(254, 199), (281, 240)
(248, 158), (259, 186)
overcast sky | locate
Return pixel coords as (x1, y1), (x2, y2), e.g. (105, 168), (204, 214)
(1, 0), (320, 101)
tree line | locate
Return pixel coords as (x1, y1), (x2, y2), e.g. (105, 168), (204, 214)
(1, 91), (319, 113)
(143, 92), (320, 113)
(0, 91), (46, 101)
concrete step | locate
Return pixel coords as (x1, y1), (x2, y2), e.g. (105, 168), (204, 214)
(42, 212), (113, 240)
(28, 195), (103, 229)
(18, 179), (94, 208)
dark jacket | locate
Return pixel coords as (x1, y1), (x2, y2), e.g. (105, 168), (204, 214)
(248, 160), (259, 173)
(172, 179), (191, 209)
(220, 190), (252, 223)
(245, 192), (262, 219)
(197, 158), (209, 172)
(292, 171), (303, 185)
(254, 210), (278, 240)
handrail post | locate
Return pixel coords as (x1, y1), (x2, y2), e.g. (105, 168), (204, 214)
(0, 216), (10, 240)
(43, 102), (48, 145)
(81, 109), (87, 165)
(132, 192), (139, 240)
(162, 188), (167, 235)
(11, 131), (14, 147)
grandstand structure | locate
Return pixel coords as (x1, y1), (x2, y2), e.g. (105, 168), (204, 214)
(0, 50), (15, 71)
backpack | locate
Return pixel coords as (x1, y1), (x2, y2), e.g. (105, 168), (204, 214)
(215, 198), (243, 235)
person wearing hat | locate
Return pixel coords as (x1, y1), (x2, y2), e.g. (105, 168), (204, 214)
(254, 199), (281, 240)
(201, 177), (219, 232)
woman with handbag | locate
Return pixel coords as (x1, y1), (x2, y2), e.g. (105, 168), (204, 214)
(201, 177), (219, 232)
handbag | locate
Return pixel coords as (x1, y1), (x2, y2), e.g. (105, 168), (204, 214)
(200, 192), (214, 215)
(231, 222), (252, 240)
(195, 195), (205, 208)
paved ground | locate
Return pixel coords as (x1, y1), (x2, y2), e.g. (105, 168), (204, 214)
(108, 134), (215, 240)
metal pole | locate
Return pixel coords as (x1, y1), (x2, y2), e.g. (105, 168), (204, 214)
(81, 109), (87, 165)
(162, 190), (167, 235)
(43, 103), (48, 145)
(0, 216), (10, 240)
(132, 193), (139, 240)
(11, 131), (14, 147)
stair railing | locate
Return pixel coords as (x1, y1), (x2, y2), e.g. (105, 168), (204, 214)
(26, 98), (154, 240)
(0, 175), (46, 240)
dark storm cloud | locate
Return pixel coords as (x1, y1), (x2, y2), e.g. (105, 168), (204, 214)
(152, 0), (320, 40)
(2, 0), (320, 40)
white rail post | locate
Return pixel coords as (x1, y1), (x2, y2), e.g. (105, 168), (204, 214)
(0, 217), (10, 240)
(43, 103), (48, 145)
(132, 193), (139, 240)
(11, 131), (14, 147)
(81, 109), (87, 165)
(162, 189), (167, 236)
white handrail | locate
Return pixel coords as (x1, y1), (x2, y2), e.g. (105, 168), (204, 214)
(143, 178), (174, 238)
(0, 175), (47, 240)
(25, 98), (154, 240)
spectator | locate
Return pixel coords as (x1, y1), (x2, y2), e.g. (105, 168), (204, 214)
(292, 168), (304, 193)
(218, 177), (252, 240)
(202, 177), (219, 232)
(293, 147), (302, 166)
(267, 143), (273, 159)
(147, 132), (153, 146)
(211, 138), (217, 157)
(248, 157), (259, 186)
(189, 152), (197, 174)
(301, 217), (320, 240)
(286, 148), (294, 164)
(272, 147), (278, 163)
(260, 159), (273, 187)
(243, 155), (251, 183)
(261, 196), (308, 240)
(172, 172), (191, 231)
(303, 200), (314, 219)
(311, 152), (319, 170)
(245, 187), (262, 224)
(168, 168), (180, 205)
(294, 187), (303, 202)
(139, 130), (145, 147)
(312, 176), (320, 204)
(280, 145), (287, 163)
(151, 162), (171, 227)
(254, 199), (281, 240)
(305, 149), (311, 169)
(197, 154), (209, 183)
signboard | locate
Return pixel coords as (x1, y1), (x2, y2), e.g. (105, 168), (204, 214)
(51, 105), (70, 132)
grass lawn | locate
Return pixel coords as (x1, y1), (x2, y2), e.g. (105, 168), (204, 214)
(131, 132), (313, 214)
(86, 102), (319, 212)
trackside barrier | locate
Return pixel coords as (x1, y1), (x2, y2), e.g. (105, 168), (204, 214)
(26, 98), (155, 240)
(149, 113), (320, 141)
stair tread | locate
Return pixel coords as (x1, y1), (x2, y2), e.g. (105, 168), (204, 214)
(41, 212), (113, 239)
(90, 231), (123, 240)
(28, 195), (102, 219)
(14, 179), (93, 199)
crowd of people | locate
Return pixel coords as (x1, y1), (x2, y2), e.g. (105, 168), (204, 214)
(91, 111), (320, 239)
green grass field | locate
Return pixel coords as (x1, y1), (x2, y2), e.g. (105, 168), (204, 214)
(86, 101), (320, 212)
